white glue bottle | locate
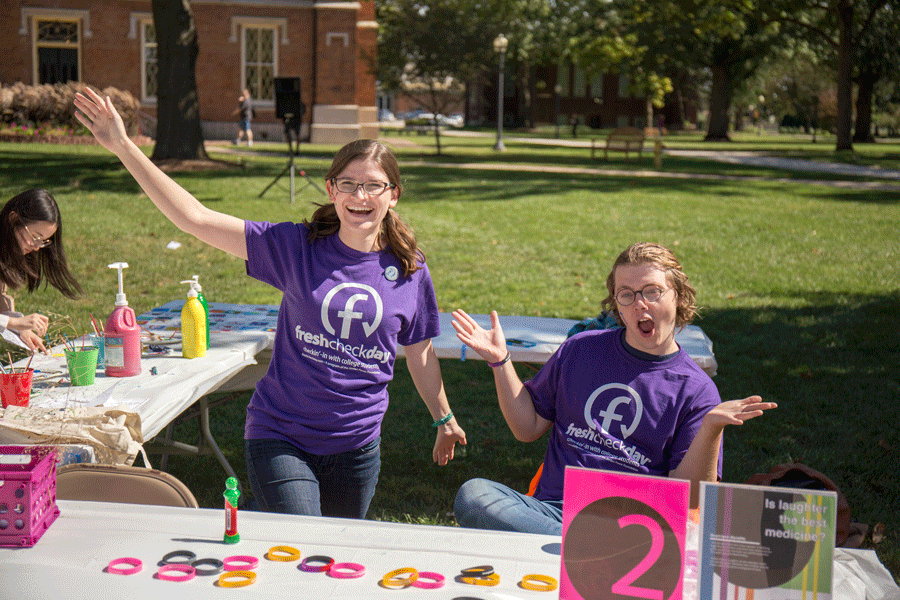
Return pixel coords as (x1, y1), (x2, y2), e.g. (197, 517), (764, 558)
(105, 262), (141, 377)
(180, 279), (207, 359)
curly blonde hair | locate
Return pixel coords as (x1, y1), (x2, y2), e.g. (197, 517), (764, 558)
(601, 242), (697, 328)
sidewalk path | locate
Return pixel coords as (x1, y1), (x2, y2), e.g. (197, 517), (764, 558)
(208, 136), (900, 192)
(665, 149), (900, 180)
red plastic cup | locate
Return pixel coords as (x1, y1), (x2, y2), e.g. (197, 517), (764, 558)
(0, 369), (34, 408)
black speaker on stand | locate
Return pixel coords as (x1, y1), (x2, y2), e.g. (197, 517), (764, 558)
(260, 77), (323, 201)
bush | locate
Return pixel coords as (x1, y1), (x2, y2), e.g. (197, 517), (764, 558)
(0, 81), (140, 135)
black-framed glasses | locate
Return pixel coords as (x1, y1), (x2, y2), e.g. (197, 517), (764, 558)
(615, 285), (669, 306)
(331, 179), (395, 195)
(22, 224), (52, 249)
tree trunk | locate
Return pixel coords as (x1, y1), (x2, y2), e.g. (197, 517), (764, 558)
(704, 62), (733, 141)
(151, 0), (208, 161)
(853, 71), (876, 143)
(834, 0), (854, 151)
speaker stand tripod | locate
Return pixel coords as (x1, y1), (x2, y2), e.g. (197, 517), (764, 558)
(258, 116), (324, 202)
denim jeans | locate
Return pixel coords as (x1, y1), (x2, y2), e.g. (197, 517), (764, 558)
(245, 437), (381, 519)
(454, 478), (563, 536)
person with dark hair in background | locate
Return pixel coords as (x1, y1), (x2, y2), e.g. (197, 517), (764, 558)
(0, 188), (82, 354)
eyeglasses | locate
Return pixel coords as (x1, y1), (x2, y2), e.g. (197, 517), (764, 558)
(331, 179), (395, 195)
(615, 285), (669, 306)
(22, 224), (52, 249)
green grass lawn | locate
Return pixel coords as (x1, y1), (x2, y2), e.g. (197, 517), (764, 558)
(1, 136), (897, 581)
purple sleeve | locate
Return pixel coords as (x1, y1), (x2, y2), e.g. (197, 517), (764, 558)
(524, 340), (570, 423)
(244, 220), (302, 291)
(397, 262), (440, 347)
(669, 378), (723, 478)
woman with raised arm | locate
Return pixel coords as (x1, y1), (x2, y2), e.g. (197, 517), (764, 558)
(75, 88), (465, 519)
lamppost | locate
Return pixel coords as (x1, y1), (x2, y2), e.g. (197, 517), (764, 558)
(493, 33), (508, 151)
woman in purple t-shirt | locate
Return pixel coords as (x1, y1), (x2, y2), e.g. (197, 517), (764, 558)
(74, 88), (466, 519)
(451, 242), (775, 535)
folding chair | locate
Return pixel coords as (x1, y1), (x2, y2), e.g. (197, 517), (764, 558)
(56, 463), (199, 508)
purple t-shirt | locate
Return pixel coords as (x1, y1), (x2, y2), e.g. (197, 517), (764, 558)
(243, 221), (440, 454)
(525, 328), (722, 502)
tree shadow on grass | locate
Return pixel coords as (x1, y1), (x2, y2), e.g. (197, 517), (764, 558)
(698, 292), (899, 573)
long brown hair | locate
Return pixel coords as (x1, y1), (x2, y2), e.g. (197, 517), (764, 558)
(0, 188), (82, 298)
(305, 139), (424, 277)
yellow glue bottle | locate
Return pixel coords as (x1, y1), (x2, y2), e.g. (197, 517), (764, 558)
(180, 279), (207, 359)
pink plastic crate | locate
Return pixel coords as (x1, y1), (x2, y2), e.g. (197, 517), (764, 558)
(0, 445), (60, 547)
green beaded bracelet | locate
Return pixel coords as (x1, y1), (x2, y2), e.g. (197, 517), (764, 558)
(431, 412), (454, 428)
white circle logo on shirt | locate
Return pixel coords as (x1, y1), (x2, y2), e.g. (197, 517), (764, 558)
(584, 383), (644, 439)
(321, 283), (384, 339)
(384, 266), (399, 281)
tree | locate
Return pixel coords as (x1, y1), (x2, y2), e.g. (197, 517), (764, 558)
(775, 0), (895, 150)
(851, 3), (900, 142)
(752, 46), (837, 136)
(581, 0), (787, 141)
(377, 0), (495, 154)
(151, 0), (207, 161)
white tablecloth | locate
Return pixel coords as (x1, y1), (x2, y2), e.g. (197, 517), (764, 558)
(0, 330), (269, 443)
(0, 500), (562, 599)
(140, 301), (718, 376)
(1, 501), (895, 599)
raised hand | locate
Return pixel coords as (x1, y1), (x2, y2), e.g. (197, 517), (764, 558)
(705, 396), (777, 428)
(451, 309), (507, 364)
(73, 87), (129, 153)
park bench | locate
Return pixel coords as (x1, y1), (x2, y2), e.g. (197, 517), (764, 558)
(591, 126), (646, 160)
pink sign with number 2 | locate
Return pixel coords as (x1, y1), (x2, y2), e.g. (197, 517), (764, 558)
(560, 466), (690, 600)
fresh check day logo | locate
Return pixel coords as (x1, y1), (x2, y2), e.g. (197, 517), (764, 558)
(565, 383), (651, 470)
(295, 283), (390, 372)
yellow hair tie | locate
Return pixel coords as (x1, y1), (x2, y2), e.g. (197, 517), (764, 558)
(382, 567), (418, 588)
(461, 572), (500, 586)
(218, 570), (257, 588)
(520, 573), (558, 592)
(267, 545), (301, 562)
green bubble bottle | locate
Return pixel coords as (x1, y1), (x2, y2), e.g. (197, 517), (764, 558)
(223, 477), (241, 544)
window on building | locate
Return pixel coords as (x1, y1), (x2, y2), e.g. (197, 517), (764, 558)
(573, 66), (586, 98)
(243, 26), (276, 102)
(590, 73), (603, 102)
(35, 19), (79, 84)
(141, 21), (157, 103)
(556, 64), (570, 98)
(618, 75), (631, 99)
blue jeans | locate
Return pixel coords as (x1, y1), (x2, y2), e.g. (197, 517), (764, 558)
(245, 437), (381, 519)
(454, 478), (563, 536)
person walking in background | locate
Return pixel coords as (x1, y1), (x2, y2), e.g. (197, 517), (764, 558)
(232, 88), (254, 147)
(74, 87), (466, 520)
(0, 189), (83, 354)
(451, 242), (775, 535)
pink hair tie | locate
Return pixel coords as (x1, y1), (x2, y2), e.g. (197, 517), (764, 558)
(107, 557), (142, 575)
(328, 562), (366, 579)
(411, 571), (445, 588)
(223, 555), (259, 571)
(156, 563), (196, 582)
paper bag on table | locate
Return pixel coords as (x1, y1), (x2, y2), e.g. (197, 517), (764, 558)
(0, 405), (144, 465)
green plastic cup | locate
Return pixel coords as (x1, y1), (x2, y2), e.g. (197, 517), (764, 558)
(65, 347), (100, 386)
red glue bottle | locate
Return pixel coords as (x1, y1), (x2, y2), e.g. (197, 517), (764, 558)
(104, 262), (141, 377)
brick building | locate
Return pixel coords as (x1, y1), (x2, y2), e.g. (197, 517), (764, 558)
(0, 0), (379, 144)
